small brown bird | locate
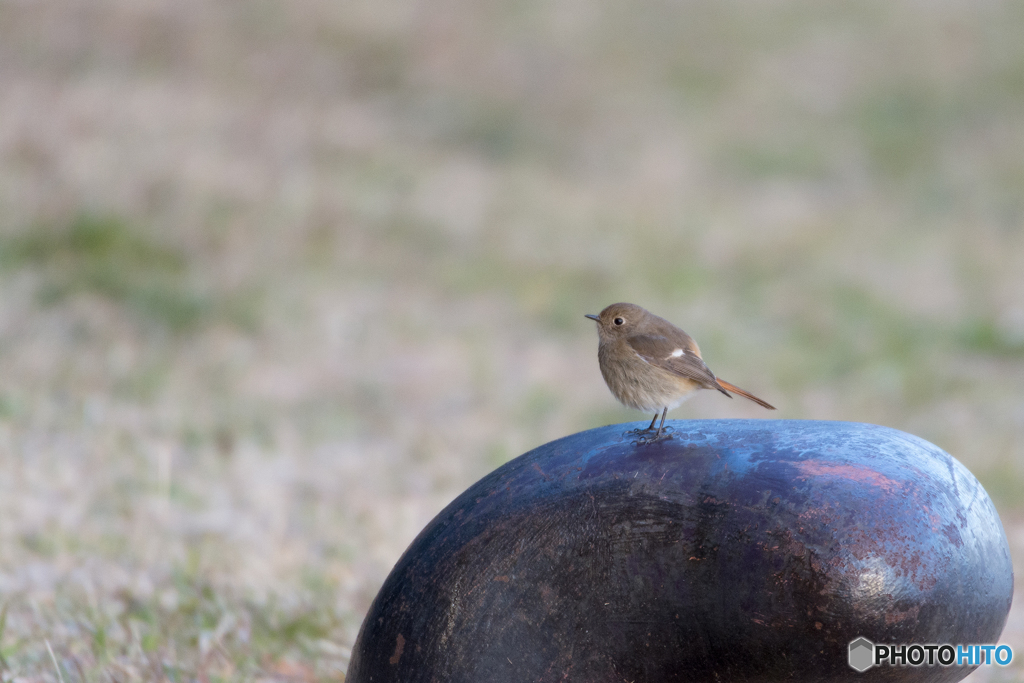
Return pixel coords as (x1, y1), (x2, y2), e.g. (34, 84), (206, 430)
(586, 303), (775, 436)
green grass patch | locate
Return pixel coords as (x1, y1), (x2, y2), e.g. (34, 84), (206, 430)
(958, 318), (1024, 357)
(0, 566), (352, 681)
(0, 214), (260, 332)
(976, 460), (1024, 513)
(720, 138), (832, 180)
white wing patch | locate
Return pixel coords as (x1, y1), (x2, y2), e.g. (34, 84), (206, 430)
(669, 348), (684, 358)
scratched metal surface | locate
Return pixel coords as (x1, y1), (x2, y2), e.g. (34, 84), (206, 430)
(347, 420), (1013, 683)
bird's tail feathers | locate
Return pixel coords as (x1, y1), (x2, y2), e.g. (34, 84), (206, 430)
(716, 379), (776, 410)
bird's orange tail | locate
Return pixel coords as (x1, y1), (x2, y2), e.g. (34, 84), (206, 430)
(716, 379), (776, 410)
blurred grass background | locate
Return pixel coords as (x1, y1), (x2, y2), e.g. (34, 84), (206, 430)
(0, 0), (1022, 680)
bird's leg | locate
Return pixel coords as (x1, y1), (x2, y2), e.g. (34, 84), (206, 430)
(632, 408), (671, 441)
(655, 408), (668, 437)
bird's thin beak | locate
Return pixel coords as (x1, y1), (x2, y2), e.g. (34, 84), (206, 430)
(585, 314), (600, 321)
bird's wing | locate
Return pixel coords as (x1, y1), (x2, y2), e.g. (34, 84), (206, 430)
(627, 334), (725, 391)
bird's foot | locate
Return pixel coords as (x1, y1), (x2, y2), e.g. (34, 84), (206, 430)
(626, 426), (674, 445)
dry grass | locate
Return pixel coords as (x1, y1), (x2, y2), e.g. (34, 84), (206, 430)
(0, 0), (1022, 680)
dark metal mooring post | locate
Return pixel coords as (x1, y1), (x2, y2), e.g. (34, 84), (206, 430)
(347, 419), (1013, 683)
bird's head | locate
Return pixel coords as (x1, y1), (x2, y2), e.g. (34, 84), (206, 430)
(585, 302), (649, 340)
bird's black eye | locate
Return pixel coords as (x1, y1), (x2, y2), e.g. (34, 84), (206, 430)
(613, 317), (624, 326)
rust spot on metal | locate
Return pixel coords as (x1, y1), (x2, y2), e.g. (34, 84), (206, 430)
(388, 633), (405, 665)
(793, 460), (902, 494)
(885, 604), (921, 625)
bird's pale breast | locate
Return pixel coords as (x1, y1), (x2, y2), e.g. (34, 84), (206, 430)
(598, 342), (700, 412)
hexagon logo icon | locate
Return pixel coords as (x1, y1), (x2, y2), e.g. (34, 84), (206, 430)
(849, 637), (874, 672)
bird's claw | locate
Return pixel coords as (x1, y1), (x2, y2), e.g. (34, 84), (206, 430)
(626, 426), (674, 445)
